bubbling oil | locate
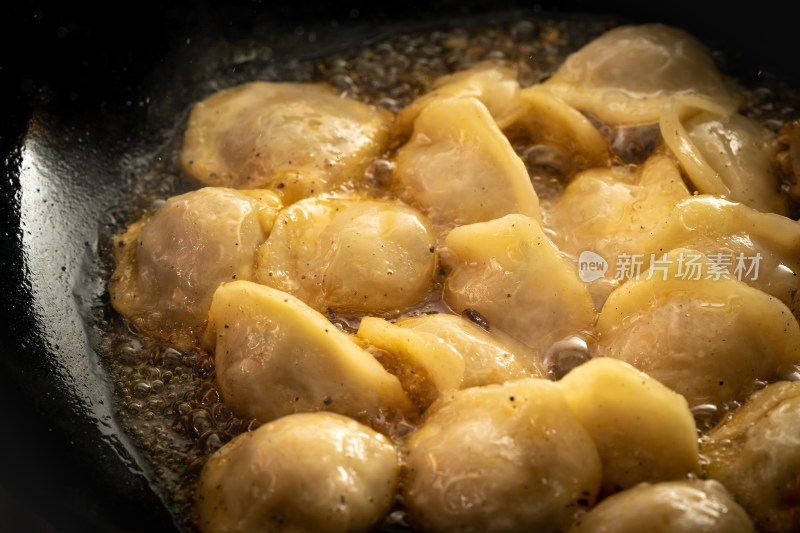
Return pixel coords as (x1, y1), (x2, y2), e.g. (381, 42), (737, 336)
(96, 12), (800, 533)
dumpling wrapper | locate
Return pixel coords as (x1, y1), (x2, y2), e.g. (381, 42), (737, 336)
(394, 61), (528, 138)
(441, 214), (596, 354)
(569, 480), (755, 533)
(638, 196), (800, 318)
(393, 97), (540, 230)
(702, 380), (800, 533)
(542, 24), (743, 125)
(204, 280), (414, 425)
(660, 94), (786, 214)
(544, 154), (690, 307)
(255, 196), (436, 315)
(196, 412), (400, 533)
(504, 84), (610, 171)
(558, 357), (699, 495)
(109, 187), (281, 348)
(356, 313), (538, 410)
(403, 378), (601, 533)
(597, 248), (800, 407)
(179, 81), (393, 204)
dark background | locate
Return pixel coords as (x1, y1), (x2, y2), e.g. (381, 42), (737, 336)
(1, 1), (797, 532)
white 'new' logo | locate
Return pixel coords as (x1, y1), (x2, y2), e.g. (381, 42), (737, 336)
(578, 251), (608, 282)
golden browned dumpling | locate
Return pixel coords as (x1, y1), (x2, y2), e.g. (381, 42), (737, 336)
(255, 196), (436, 315)
(569, 480), (755, 533)
(542, 24), (743, 125)
(179, 81), (393, 203)
(394, 96), (540, 230)
(205, 280), (413, 425)
(196, 412), (400, 533)
(356, 313), (539, 410)
(402, 378), (602, 533)
(703, 381), (800, 533)
(544, 154), (690, 306)
(638, 196), (800, 317)
(558, 357), (699, 494)
(109, 187), (281, 348)
(597, 249), (800, 407)
(441, 214), (596, 354)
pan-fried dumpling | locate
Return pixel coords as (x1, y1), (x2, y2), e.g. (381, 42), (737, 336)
(660, 95), (786, 214)
(639, 196), (800, 317)
(394, 61), (527, 138)
(356, 313), (538, 409)
(545, 154), (689, 306)
(255, 196), (436, 315)
(109, 187), (281, 348)
(504, 84), (610, 172)
(402, 378), (601, 533)
(204, 280), (413, 425)
(440, 214), (596, 353)
(597, 248), (800, 407)
(569, 480), (755, 533)
(542, 24), (742, 125)
(179, 81), (393, 204)
(196, 412), (400, 533)
(702, 380), (800, 533)
(558, 357), (699, 494)
(393, 97), (540, 230)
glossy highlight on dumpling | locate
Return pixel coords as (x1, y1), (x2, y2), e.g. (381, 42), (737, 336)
(179, 81), (393, 203)
(196, 412), (400, 533)
(109, 187), (281, 348)
(204, 280), (413, 425)
(402, 378), (601, 533)
(569, 480), (755, 533)
(660, 95), (786, 214)
(597, 249), (800, 407)
(542, 24), (743, 125)
(255, 196), (436, 315)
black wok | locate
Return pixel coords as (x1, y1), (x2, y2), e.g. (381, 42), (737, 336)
(2, 1), (798, 532)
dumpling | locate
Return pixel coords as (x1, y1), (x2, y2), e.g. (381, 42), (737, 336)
(503, 84), (611, 173)
(254, 196), (436, 315)
(196, 412), (400, 533)
(204, 280), (413, 426)
(109, 187), (281, 348)
(402, 378), (602, 533)
(596, 248), (800, 407)
(638, 196), (800, 318)
(179, 81), (393, 203)
(702, 380), (800, 533)
(544, 154), (690, 306)
(568, 480), (755, 533)
(393, 97), (540, 230)
(660, 94), (786, 214)
(440, 214), (596, 354)
(542, 24), (743, 125)
(356, 313), (538, 410)
(557, 357), (699, 494)
(394, 61), (528, 138)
